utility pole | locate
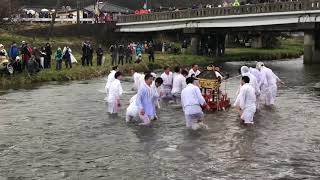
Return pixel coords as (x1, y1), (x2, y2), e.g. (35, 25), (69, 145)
(77, 0), (81, 38)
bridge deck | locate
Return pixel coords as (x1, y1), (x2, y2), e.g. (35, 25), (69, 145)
(118, 0), (320, 24)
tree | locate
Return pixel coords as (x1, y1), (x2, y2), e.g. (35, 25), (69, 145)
(0, 0), (18, 24)
(47, 0), (60, 40)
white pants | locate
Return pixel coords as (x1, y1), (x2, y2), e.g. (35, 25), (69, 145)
(108, 100), (119, 114)
(126, 105), (139, 122)
(241, 106), (256, 124)
(185, 113), (205, 130)
(261, 84), (277, 106)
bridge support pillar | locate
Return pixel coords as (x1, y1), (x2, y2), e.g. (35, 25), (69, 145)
(251, 35), (263, 48)
(304, 31), (320, 64)
(215, 34), (226, 57)
(190, 36), (199, 55)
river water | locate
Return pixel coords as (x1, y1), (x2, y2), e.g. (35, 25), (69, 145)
(0, 57), (320, 180)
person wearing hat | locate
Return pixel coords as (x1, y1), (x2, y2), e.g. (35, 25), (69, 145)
(256, 62), (284, 106)
(181, 77), (209, 130)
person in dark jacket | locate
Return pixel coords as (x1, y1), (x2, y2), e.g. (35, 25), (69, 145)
(96, 45), (103, 66)
(33, 47), (42, 68)
(148, 43), (155, 63)
(88, 43), (94, 66)
(63, 46), (72, 69)
(118, 45), (125, 65)
(125, 45), (132, 64)
(81, 42), (90, 66)
(21, 42), (32, 71)
(44, 43), (52, 69)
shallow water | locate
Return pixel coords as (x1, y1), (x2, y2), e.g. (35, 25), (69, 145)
(0, 58), (320, 179)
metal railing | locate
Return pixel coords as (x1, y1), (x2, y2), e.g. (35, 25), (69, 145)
(16, 18), (95, 24)
(118, 0), (320, 23)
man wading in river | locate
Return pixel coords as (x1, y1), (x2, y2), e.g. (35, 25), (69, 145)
(181, 77), (209, 130)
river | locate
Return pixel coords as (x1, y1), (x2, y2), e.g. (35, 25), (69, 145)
(0, 57), (320, 179)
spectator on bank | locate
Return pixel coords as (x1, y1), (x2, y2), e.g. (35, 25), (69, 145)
(8, 42), (19, 61)
(181, 40), (188, 54)
(88, 43), (94, 66)
(82, 41), (90, 66)
(125, 45), (133, 64)
(45, 43), (52, 69)
(21, 42), (32, 71)
(110, 44), (117, 66)
(118, 44), (125, 65)
(55, 48), (63, 71)
(33, 47), (42, 68)
(63, 46), (72, 69)
(96, 45), (104, 66)
(148, 42), (155, 63)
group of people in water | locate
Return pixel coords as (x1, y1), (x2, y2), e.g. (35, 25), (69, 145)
(104, 61), (283, 130)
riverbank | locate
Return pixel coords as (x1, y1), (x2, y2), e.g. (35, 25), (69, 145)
(0, 28), (303, 89)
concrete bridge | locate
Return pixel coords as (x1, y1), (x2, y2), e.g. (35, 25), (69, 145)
(117, 0), (320, 64)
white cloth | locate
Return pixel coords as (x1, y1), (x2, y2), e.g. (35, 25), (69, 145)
(133, 72), (142, 91)
(171, 74), (186, 95)
(181, 84), (206, 115)
(70, 53), (78, 63)
(260, 67), (281, 106)
(126, 95), (139, 122)
(160, 72), (173, 97)
(241, 66), (260, 96)
(215, 71), (223, 79)
(250, 67), (262, 88)
(234, 84), (256, 124)
(188, 69), (200, 77)
(107, 79), (123, 114)
(105, 70), (116, 94)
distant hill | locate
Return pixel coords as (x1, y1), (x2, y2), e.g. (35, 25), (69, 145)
(19, 0), (225, 10)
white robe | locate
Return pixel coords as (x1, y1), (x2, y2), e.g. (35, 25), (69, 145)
(171, 74), (187, 96)
(181, 84), (206, 129)
(234, 84), (256, 124)
(160, 72), (173, 97)
(105, 70), (116, 93)
(126, 95), (139, 122)
(107, 79), (123, 114)
(249, 67), (262, 88)
(259, 67), (281, 106)
(188, 69), (201, 77)
(132, 72), (142, 91)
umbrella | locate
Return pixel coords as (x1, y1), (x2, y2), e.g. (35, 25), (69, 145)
(41, 9), (49, 12)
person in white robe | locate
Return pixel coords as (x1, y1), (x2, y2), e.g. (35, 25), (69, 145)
(256, 62), (284, 106)
(126, 94), (139, 122)
(171, 69), (188, 103)
(234, 76), (257, 124)
(126, 77), (164, 124)
(160, 66), (173, 99)
(240, 66), (261, 109)
(249, 67), (262, 88)
(130, 69), (142, 91)
(188, 64), (201, 77)
(107, 72), (123, 114)
(241, 66), (260, 95)
(181, 77), (209, 130)
(136, 74), (158, 126)
(173, 66), (181, 80)
(104, 66), (118, 98)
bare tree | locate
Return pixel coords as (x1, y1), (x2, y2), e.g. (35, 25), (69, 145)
(0, 0), (19, 24)
(47, 0), (60, 40)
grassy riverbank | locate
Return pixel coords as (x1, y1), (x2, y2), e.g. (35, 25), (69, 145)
(0, 27), (303, 89)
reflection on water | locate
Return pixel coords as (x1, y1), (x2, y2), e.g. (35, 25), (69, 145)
(0, 58), (320, 179)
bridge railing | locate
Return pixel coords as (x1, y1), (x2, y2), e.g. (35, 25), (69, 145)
(118, 0), (320, 23)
